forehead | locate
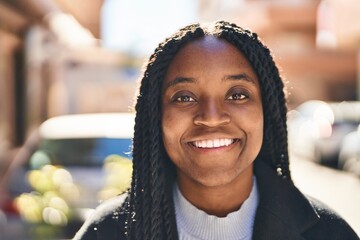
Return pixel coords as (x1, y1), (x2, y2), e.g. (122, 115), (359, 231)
(164, 35), (258, 83)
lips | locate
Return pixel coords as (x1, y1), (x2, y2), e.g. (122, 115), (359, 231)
(191, 138), (236, 148)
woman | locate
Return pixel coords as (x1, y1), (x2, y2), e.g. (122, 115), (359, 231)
(73, 21), (359, 240)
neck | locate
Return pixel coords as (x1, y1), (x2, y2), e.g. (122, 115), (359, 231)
(177, 165), (254, 217)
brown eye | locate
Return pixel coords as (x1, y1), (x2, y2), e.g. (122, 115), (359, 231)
(175, 95), (195, 102)
(227, 93), (247, 101)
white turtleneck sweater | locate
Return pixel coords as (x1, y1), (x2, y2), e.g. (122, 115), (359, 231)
(173, 178), (259, 240)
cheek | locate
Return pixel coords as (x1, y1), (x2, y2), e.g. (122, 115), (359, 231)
(243, 105), (264, 149)
(162, 112), (171, 146)
(251, 110), (264, 151)
(162, 109), (175, 128)
(161, 108), (181, 152)
(254, 117), (264, 144)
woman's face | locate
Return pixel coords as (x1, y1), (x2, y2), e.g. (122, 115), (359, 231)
(161, 36), (263, 188)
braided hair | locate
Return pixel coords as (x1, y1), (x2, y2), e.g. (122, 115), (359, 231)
(126, 20), (290, 240)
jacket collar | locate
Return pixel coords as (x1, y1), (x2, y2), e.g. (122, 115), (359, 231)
(252, 160), (320, 240)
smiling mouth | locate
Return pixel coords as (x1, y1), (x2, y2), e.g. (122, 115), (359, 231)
(191, 138), (238, 148)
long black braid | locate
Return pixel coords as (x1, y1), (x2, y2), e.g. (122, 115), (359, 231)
(126, 20), (291, 240)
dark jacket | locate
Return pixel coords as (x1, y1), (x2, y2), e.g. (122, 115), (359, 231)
(73, 160), (359, 240)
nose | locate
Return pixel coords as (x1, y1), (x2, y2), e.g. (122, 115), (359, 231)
(193, 99), (231, 127)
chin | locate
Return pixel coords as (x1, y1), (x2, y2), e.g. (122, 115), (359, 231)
(204, 162), (253, 185)
(192, 170), (244, 188)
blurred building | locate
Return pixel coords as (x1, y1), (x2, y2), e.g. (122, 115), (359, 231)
(0, 0), (137, 161)
(199, 0), (359, 108)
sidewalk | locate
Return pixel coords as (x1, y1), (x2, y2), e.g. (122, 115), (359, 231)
(290, 156), (360, 236)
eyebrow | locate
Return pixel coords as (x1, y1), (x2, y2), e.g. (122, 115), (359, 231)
(164, 73), (257, 90)
(164, 77), (196, 89)
(222, 73), (257, 84)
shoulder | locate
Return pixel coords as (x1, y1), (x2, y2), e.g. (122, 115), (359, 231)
(72, 193), (129, 240)
(304, 196), (359, 240)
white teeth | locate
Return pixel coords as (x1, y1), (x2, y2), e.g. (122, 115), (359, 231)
(213, 139), (220, 147)
(193, 139), (235, 148)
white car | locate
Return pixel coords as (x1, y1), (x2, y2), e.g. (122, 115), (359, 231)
(3, 113), (135, 236)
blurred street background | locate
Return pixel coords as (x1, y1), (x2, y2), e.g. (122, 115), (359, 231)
(0, 0), (360, 239)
